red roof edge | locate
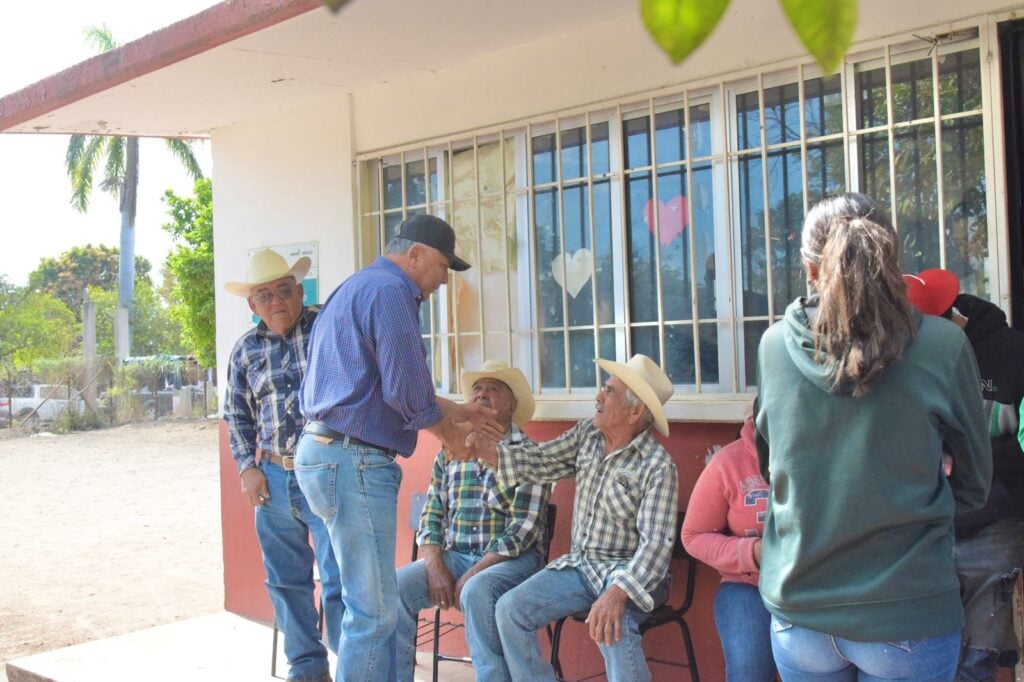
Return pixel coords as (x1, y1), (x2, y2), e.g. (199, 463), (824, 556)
(0, 0), (322, 133)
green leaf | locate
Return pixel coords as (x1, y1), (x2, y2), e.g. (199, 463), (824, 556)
(780, 0), (857, 74)
(320, 0), (353, 13)
(641, 0), (731, 65)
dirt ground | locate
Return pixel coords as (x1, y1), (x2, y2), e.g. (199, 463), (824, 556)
(0, 419), (223, 680)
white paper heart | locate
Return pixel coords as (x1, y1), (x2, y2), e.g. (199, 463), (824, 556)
(551, 249), (593, 298)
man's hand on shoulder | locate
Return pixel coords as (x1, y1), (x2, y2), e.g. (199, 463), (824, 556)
(455, 401), (504, 442)
(585, 584), (629, 645)
(240, 466), (269, 507)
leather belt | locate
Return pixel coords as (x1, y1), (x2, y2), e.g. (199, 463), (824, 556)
(303, 421), (397, 457)
(264, 452), (294, 470)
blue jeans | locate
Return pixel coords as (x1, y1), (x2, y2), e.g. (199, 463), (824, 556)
(714, 582), (776, 681)
(495, 566), (666, 682)
(294, 433), (403, 682)
(770, 616), (961, 681)
(255, 460), (343, 681)
(395, 548), (545, 682)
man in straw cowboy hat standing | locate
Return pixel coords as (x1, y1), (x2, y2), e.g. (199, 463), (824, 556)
(473, 354), (678, 682)
(295, 214), (504, 681)
(223, 248), (342, 682)
(395, 359), (551, 681)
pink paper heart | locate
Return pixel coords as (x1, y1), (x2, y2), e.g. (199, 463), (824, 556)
(644, 195), (689, 246)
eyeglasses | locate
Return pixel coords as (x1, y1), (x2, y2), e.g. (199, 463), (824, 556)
(252, 283), (297, 305)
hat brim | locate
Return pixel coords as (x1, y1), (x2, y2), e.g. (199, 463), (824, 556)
(225, 256), (311, 297)
(448, 254), (471, 272)
(595, 359), (669, 436)
(460, 367), (535, 426)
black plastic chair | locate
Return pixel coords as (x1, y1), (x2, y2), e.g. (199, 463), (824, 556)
(431, 502), (558, 682)
(549, 511), (699, 681)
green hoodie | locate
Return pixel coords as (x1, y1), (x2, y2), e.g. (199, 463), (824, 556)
(755, 297), (991, 642)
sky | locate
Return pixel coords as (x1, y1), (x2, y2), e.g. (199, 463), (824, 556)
(0, 1), (219, 286)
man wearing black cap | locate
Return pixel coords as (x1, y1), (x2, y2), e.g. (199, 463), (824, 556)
(295, 214), (503, 682)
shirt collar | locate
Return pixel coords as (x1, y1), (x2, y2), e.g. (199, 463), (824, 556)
(372, 256), (423, 302)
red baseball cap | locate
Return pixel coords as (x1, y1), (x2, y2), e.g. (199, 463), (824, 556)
(903, 269), (960, 316)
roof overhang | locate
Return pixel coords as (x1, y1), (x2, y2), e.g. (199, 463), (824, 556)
(0, 0), (635, 138)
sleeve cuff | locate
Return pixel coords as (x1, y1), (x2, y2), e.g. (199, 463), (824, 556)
(610, 571), (655, 612)
(236, 455), (256, 474)
(736, 536), (760, 574)
(406, 402), (445, 432)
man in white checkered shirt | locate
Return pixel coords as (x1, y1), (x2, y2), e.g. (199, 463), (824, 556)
(473, 354), (678, 682)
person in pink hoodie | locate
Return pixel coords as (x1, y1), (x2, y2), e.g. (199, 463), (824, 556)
(682, 414), (776, 681)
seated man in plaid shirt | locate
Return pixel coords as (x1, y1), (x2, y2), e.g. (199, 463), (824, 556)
(475, 354), (678, 682)
(395, 360), (550, 682)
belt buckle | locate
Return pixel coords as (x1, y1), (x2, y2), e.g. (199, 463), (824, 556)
(281, 455), (294, 471)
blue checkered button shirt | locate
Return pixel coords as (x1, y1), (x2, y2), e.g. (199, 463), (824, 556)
(495, 419), (678, 611)
(418, 426), (550, 558)
(224, 307), (318, 473)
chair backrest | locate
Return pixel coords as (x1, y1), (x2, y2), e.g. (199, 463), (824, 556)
(542, 503), (558, 562)
(671, 510), (696, 614)
(409, 491), (429, 562)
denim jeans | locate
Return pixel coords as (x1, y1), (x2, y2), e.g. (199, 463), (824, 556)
(294, 433), (403, 682)
(495, 566), (667, 682)
(395, 548), (545, 682)
(770, 616), (961, 681)
(255, 460), (343, 682)
(713, 582), (777, 682)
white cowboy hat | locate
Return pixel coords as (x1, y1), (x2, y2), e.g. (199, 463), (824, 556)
(225, 248), (311, 297)
(460, 359), (536, 427)
(595, 354), (673, 436)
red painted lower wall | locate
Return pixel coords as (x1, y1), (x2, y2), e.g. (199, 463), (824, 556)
(218, 418), (744, 681)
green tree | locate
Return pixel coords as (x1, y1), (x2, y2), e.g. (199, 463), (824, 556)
(28, 244), (152, 320)
(162, 178), (215, 367)
(0, 276), (78, 392)
(64, 25), (203, 356)
(91, 280), (184, 357)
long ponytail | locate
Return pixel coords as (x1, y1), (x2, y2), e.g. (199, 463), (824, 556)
(801, 193), (915, 397)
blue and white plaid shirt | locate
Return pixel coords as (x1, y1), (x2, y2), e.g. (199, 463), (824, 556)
(300, 257), (443, 456)
(496, 419), (678, 612)
(224, 307), (317, 473)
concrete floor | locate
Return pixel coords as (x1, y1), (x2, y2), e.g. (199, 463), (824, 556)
(4, 612), (476, 682)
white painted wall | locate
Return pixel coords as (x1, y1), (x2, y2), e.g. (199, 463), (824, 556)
(212, 94), (354, 391)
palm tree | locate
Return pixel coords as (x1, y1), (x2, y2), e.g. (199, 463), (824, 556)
(65, 25), (203, 357)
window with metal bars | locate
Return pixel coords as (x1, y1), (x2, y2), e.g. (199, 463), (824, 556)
(356, 31), (990, 405)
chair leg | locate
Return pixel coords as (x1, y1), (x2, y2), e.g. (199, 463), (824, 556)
(271, 623), (279, 678)
(677, 618), (700, 682)
(431, 607), (442, 682)
(549, 617), (567, 681)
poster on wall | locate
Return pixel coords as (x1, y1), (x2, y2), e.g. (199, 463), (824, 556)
(249, 241), (319, 325)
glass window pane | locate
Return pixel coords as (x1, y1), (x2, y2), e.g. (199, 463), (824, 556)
(534, 188), (563, 327)
(479, 197), (510, 333)
(532, 133), (556, 185)
(940, 49), (982, 114)
(630, 325), (660, 372)
(764, 82), (800, 146)
(540, 331), (566, 390)
(626, 173), (657, 323)
(858, 131), (891, 208)
(664, 323), (694, 385)
(806, 141), (846, 203)
(697, 322), (721, 386)
(405, 159), (426, 206)
(569, 330), (597, 390)
(804, 74), (842, 138)
(891, 58), (934, 123)
(597, 328), (617, 372)
(942, 117), (988, 297)
(856, 67), (888, 129)
(768, 149), (805, 316)
(477, 142), (505, 198)
(452, 146), (478, 201)
(561, 127), (587, 181)
(655, 108), (686, 165)
(592, 122), (610, 177)
(593, 181), (615, 325)
(383, 164), (403, 210)
(894, 125), (939, 274)
(624, 117), (650, 169)
(384, 211), (404, 241)
(692, 162), (717, 319)
(690, 104), (712, 158)
(743, 320), (770, 391)
(737, 155), (769, 313)
(656, 169), (692, 322)
(562, 185), (595, 326)
(736, 91), (762, 150)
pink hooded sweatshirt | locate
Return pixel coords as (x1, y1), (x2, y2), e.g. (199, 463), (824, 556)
(681, 416), (767, 587)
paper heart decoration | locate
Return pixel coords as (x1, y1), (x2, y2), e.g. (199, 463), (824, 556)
(644, 195), (689, 246)
(551, 249), (593, 298)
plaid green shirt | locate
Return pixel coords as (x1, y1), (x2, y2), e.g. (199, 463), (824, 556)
(417, 426), (550, 558)
(496, 418), (678, 612)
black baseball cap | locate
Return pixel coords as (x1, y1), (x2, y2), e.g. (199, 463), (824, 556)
(397, 214), (471, 271)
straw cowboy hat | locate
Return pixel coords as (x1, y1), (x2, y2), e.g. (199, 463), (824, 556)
(460, 360), (536, 427)
(595, 354), (673, 436)
(903, 268), (960, 316)
(225, 248), (311, 297)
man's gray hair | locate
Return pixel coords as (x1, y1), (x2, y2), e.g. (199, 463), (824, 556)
(621, 386), (654, 428)
(384, 236), (417, 256)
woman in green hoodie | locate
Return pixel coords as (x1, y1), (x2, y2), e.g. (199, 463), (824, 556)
(755, 192), (991, 681)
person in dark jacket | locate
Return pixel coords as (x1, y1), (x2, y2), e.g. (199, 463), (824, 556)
(756, 194), (991, 680)
(906, 269), (1024, 680)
